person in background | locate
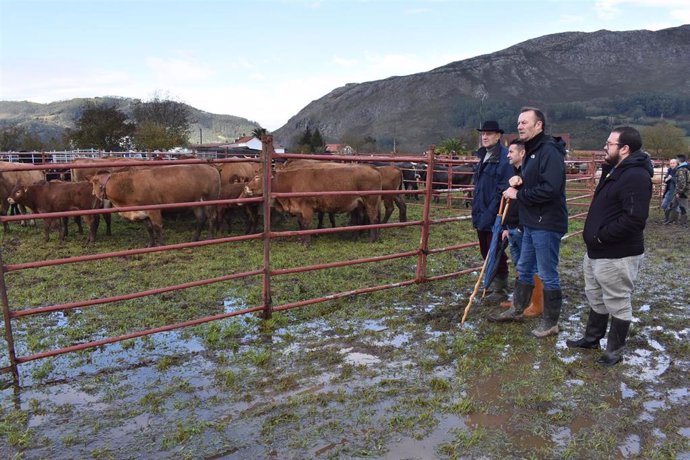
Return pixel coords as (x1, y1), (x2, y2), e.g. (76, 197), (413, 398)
(497, 139), (543, 316)
(471, 121), (514, 298)
(567, 126), (652, 366)
(490, 107), (568, 339)
(674, 154), (689, 227)
(661, 158), (678, 224)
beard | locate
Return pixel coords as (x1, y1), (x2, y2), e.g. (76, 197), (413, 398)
(605, 151), (620, 166)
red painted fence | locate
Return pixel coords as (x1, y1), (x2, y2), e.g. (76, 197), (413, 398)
(0, 140), (598, 383)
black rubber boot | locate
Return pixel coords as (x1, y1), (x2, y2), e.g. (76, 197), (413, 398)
(679, 214), (688, 227)
(484, 273), (510, 300)
(531, 288), (562, 338)
(488, 279), (533, 322)
(566, 309), (609, 349)
(597, 317), (631, 366)
(662, 209), (671, 224)
(663, 212), (678, 225)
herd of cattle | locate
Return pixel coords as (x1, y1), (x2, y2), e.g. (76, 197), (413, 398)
(0, 157), (476, 247)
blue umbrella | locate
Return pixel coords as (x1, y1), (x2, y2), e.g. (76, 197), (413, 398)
(461, 197), (510, 326)
(481, 198), (511, 297)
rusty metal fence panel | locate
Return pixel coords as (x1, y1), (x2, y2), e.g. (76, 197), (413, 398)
(0, 141), (595, 383)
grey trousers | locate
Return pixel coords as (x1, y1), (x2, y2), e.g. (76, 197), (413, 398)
(583, 253), (644, 321)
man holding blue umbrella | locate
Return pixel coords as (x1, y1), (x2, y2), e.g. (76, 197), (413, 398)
(471, 121), (514, 298)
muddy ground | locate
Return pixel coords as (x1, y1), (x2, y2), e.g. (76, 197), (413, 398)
(1, 209), (689, 459)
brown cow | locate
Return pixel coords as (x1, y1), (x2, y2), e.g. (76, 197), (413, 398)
(213, 161), (261, 234)
(242, 163), (382, 243)
(90, 164), (221, 247)
(375, 165), (407, 223)
(8, 180), (108, 242)
(70, 156), (147, 182)
(0, 162), (46, 231)
(279, 160), (406, 225)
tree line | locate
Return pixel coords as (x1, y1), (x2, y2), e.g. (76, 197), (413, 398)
(1, 96), (194, 152)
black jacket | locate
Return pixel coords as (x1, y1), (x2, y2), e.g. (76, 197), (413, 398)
(516, 132), (568, 234)
(503, 165), (521, 230)
(582, 150), (653, 259)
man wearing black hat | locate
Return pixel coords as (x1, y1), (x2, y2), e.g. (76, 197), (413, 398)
(471, 121), (514, 296)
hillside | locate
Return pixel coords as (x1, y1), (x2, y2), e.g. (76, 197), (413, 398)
(0, 97), (260, 147)
(273, 25), (690, 151)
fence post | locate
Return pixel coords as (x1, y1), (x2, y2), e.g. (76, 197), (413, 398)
(0, 248), (19, 380)
(416, 146), (436, 282)
(260, 136), (274, 320)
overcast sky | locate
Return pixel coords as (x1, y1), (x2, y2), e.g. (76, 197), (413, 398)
(1, 0), (688, 131)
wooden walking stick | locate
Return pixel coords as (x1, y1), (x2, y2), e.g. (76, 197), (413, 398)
(460, 197), (510, 326)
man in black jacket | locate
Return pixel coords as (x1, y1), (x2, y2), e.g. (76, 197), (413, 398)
(490, 108), (568, 339)
(567, 126), (653, 366)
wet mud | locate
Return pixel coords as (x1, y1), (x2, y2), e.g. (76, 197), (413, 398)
(1, 211), (689, 459)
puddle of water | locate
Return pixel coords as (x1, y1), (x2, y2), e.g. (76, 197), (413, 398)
(339, 347), (381, 366)
(637, 411), (656, 422)
(372, 333), (412, 348)
(551, 426), (572, 449)
(648, 339), (666, 352)
(620, 382), (637, 399)
(467, 412), (509, 429)
(642, 399), (666, 411)
(668, 387), (689, 404)
(361, 319), (388, 332)
(618, 433), (641, 457)
(624, 348), (671, 382)
(223, 295), (248, 312)
(383, 414), (465, 460)
(652, 428), (667, 439)
(678, 427), (690, 438)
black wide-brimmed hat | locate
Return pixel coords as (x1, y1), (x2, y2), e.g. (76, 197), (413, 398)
(476, 120), (504, 134)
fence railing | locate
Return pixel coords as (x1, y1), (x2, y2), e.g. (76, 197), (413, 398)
(0, 141), (597, 384)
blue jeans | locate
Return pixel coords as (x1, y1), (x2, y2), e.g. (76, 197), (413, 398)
(507, 227), (523, 271)
(516, 226), (564, 290)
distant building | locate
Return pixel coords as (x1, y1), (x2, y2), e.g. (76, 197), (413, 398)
(190, 136), (284, 156)
(325, 143), (354, 155)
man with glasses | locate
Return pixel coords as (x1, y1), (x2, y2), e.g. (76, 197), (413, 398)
(567, 127), (653, 366)
(490, 108), (568, 339)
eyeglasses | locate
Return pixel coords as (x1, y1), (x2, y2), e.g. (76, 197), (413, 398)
(604, 141), (622, 148)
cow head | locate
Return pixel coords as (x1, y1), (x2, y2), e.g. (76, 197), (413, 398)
(7, 186), (27, 205)
(90, 173), (111, 201)
(241, 175), (263, 198)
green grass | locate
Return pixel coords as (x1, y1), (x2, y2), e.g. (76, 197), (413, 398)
(1, 200), (688, 459)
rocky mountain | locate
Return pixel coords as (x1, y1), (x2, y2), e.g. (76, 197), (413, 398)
(0, 97), (260, 147)
(274, 25), (690, 152)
